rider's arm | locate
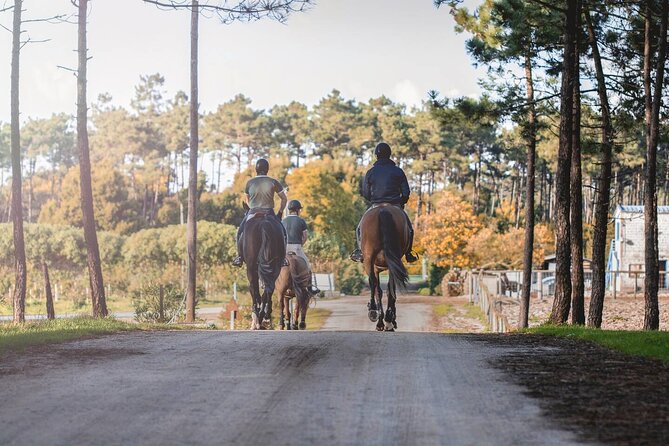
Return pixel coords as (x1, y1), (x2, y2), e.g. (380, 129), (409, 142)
(301, 230), (308, 245)
(362, 170), (372, 202)
(399, 170), (410, 204)
(277, 190), (288, 216)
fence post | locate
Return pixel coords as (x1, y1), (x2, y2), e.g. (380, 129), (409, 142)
(613, 272), (617, 300)
(230, 310), (236, 330)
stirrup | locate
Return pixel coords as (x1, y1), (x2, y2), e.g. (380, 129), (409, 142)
(282, 258), (289, 267)
(232, 256), (243, 268)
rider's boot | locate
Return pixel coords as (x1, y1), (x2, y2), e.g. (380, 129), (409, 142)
(232, 256), (243, 267)
(404, 226), (419, 263)
(349, 249), (363, 263)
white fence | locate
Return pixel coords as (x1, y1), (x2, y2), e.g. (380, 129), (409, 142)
(469, 272), (510, 333)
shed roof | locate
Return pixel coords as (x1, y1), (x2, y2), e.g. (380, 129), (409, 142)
(617, 205), (669, 214)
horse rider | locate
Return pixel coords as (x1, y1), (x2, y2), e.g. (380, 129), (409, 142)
(283, 199), (321, 295)
(350, 142), (418, 264)
(232, 158), (287, 268)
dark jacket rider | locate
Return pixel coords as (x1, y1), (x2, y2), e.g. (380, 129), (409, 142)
(232, 158), (287, 268)
(350, 142), (418, 263)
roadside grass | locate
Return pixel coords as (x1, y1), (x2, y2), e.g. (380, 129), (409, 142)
(433, 303), (454, 318)
(0, 294), (232, 318)
(0, 317), (207, 353)
(304, 308), (332, 330)
(464, 303), (488, 327)
(528, 325), (669, 364)
(0, 317), (140, 353)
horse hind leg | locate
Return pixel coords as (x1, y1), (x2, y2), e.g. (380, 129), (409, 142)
(367, 269), (380, 322)
(375, 272), (385, 332)
(384, 277), (397, 332)
(291, 297), (299, 330)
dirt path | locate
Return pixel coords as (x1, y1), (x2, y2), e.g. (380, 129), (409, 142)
(318, 294), (433, 331)
(0, 331), (587, 446)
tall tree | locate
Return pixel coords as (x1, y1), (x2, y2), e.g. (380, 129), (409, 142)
(642, 0), (668, 330)
(585, 5), (615, 328)
(143, 0), (312, 322)
(77, 0), (108, 317)
(549, 0), (580, 325)
(10, 0), (26, 323)
(570, 8), (584, 325)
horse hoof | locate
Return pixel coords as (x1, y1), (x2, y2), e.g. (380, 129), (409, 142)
(261, 319), (272, 330)
(376, 325), (385, 332)
(385, 321), (395, 332)
(299, 322), (306, 330)
(291, 323), (298, 330)
(368, 310), (380, 322)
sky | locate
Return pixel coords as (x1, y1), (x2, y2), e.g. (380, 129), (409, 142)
(0, 0), (483, 122)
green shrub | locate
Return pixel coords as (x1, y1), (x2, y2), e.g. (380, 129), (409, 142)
(338, 263), (366, 295)
(417, 287), (431, 296)
(133, 283), (189, 323)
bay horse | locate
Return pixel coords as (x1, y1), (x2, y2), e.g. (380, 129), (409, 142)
(240, 209), (286, 330)
(360, 204), (410, 331)
(275, 252), (312, 330)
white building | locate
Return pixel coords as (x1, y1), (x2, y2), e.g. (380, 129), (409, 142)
(608, 205), (669, 292)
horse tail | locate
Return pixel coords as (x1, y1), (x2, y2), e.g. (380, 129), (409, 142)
(258, 218), (278, 292)
(379, 207), (409, 290)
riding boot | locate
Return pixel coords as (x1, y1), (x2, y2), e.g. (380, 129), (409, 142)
(349, 225), (363, 262)
(405, 216), (419, 264)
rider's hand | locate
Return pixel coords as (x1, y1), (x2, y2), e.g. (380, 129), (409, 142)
(277, 210), (283, 220)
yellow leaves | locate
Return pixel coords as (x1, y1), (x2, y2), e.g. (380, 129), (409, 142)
(416, 191), (482, 269)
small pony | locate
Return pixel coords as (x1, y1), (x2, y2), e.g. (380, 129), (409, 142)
(275, 252), (313, 330)
(359, 204), (410, 331)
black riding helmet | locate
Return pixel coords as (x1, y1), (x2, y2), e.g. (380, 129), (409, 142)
(374, 142), (391, 159)
(287, 199), (303, 211)
(255, 158), (269, 175)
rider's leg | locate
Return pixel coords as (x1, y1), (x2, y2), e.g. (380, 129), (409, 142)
(349, 222), (363, 262)
(232, 214), (248, 267)
(295, 245), (319, 295)
(403, 210), (419, 263)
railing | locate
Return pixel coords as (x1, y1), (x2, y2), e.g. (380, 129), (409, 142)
(470, 271), (510, 333)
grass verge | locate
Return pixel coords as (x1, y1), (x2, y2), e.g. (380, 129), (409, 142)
(433, 303), (454, 318)
(528, 325), (669, 364)
(0, 317), (185, 353)
(305, 308), (332, 330)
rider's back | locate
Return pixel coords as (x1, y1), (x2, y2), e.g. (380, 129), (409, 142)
(363, 158), (410, 205)
(245, 175), (283, 210)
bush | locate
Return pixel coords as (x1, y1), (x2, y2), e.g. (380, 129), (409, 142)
(133, 283), (188, 323)
(337, 263), (366, 296)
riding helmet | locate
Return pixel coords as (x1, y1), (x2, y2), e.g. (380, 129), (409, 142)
(374, 142), (392, 159)
(255, 158), (269, 175)
(288, 199), (303, 211)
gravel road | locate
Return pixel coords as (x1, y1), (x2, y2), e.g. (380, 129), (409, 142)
(0, 331), (589, 446)
(318, 295), (433, 331)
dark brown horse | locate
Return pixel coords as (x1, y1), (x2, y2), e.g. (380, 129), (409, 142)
(360, 204), (410, 331)
(275, 253), (312, 330)
(240, 210), (286, 330)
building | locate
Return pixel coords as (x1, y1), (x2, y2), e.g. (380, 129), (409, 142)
(607, 205), (669, 292)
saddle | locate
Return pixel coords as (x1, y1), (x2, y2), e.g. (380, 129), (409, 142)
(248, 208), (274, 220)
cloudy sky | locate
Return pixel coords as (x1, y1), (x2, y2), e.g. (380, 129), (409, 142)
(0, 0), (482, 122)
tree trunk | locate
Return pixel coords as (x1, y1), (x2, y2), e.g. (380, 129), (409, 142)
(549, 0), (579, 324)
(186, 0), (199, 323)
(77, 0), (107, 317)
(43, 261), (55, 320)
(570, 18), (585, 325)
(586, 7), (614, 328)
(519, 53), (537, 329)
(643, 0), (667, 330)
(10, 0), (26, 323)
